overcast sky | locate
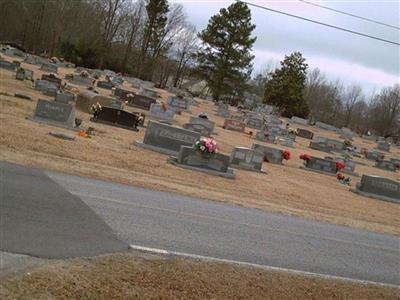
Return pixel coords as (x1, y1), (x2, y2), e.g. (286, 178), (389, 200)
(173, 0), (399, 94)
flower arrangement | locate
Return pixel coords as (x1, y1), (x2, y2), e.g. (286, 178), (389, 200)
(335, 161), (346, 171)
(195, 137), (218, 154)
(299, 154), (312, 161)
(282, 150), (291, 160)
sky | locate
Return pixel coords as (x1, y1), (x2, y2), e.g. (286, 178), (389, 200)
(172, 0), (400, 94)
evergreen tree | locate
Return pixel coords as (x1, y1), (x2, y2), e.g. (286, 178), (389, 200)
(138, 0), (169, 80)
(196, 2), (256, 101)
(264, 52), (309, 117)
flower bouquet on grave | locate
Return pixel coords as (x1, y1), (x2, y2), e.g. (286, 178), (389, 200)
(335, 161), (346, 172)
(336, 173), (351, 186)
(194, 137), (218, 157)
(299, 154), (312, 166)
(282, 150), (291, 160)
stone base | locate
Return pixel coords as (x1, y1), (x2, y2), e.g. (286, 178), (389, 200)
(350, 188), (400, 204)
(300, 166), (336, 176)
(168, 157), (235, 179)
(90, 118), (139, 132)
(134, 141), (177, 156)
(230, 163), (267, 174)
(28, 117), (79, 131)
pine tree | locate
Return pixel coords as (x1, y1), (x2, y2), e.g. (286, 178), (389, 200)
(264, 52), (309, 118)
(196, 2), (256, 101)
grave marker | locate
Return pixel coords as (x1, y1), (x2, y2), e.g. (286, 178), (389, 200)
(377, 141), (390, 152)
(375, 160), (397, 172)
(255, 131), (276, 143)
(301, 156), (337, 175)
(127, 94), (156, 110)
(0, 60), (16, 71)
(351, 175), (399, 203)
(290, 116), (308, 125)
(167, 96), (191, 113)
(230, 147), (265, 172)
(134, 121), (200, 156)
(183, 123), (212, 137)
(76, 91), (123, 113)
(252, 144), (283, 164)
(309, 141), (332, 153)
(189, 117), (215, 134)
(40, 63), (58, 73)
(97, 81), (114, 90)
(148, 103), (175, 123)
(32, 99), (75, 129)
(223, 119), (245, 132)
(297, 128), (314, 139)
(91, 107), (140, 131)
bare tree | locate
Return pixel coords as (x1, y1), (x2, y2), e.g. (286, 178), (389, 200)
(342, 85), (364, 127)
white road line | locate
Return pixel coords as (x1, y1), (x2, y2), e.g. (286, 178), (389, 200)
(129, 244), (400, 289)
(71, 191), (399, 253)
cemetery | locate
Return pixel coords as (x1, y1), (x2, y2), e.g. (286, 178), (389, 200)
(0, 52), (399, 239)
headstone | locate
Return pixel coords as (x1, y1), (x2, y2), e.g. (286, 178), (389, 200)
(148, 103), (175, 123)
(183, 123), (212, 137)
(127, 94), (156, 110)
(40, 63), (58, 73)
(246, 117), (264, 130)
(189, 117), (215, 134)
(365, 151), (384, 161)
(167, 96), (191, 113)
(91, 107), (139, 131)
(390, 158), (400, 169)
(252, 144), (283, 164)
(113, 87), (135, 101)
(70, 75), (94, 86)
(16, 68), (25, 80)
(0, 60), (16, 71)
(255, 131), (276, 143)
(223, 119), (245, 132)
(140, 88), (160, 98)
(134, 121), (200, 156)
(279, 137), (294, 148)
(97, 81), (114, 90)
(55, 92), (75, 104)
(377, 141), (390, 152)
(41, 74), (62, 88)
(332, 157), (358, 176)
(352, 175), (399, 203)
(34, 80), (58, 96)
(291, 116), (308, 125)
(297, 128), (314, 139)
(168, 146), (234, 179)
(76, 91), (123, 113)
(302, 156), (337, 175)
(229, 147), (265, 172)
(315, 121), (337, 131)
(33, 99), (75, 129)
(309, 141), (332, 153)
(375, 160), (397, 172)
(217, 107), (230, 118)
(24, 69), (34, 80)
(340, 127), (355, 140)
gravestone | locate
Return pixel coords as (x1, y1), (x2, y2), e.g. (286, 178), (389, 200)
(302, 156), (337, 175)
(331, 157), (358, 176)
(183, 123), (212, 137)
(148, 103), (175, 123)
(24, 69), (34, 80)
(327, 139), (345, 152)
(309, 141), (332, 153)
(127, 94), (156, 110)
(279, 137), (294, 148)
(223, 119), (245, 132)
(34, 80), (58, 96)
(113, 88), (135, 101)
(134, 121), (200, 156)
(252, 144), (283, 164)
(315, 121), (337, 131)
(169, 146), (234, 179)
(33, 99), (75, 129)
(291, 116), (308, 125)
(16, 68), (25, 80)
(189, 117), (215, 134)
(41, 74), (62, 88)
(351, 175), (399, 203)
(0, 60), (16, 71)
(91, 107), (139, 131)
(55, 92), (75, 104)
(76, 91), (123, 113)
(97, 81), (114, 90)
(297, 128), (314, 139)
(230, 147), (265, 172)
(167, 96), (191, 113)
(246, 117), (264, 130)
(390, 158), (400, 169)
(40, 63), (58, 73)
(265, 125), (287, 136)
(340, 127), (355, 140)
(365, 151), (384, 161)
(217, 107), (230, 118)
(375, 160), (397, 172)
(70, 75), (94, 86)
(377, 141), (390, 152)
(255, 131), (276, 143)
(140, 88), (160, 98)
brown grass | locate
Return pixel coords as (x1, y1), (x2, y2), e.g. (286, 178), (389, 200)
(1, 252), (399, 300)
(1, 56), (400, 236)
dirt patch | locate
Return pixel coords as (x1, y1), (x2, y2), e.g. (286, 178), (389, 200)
(1, 59), (400, 236)
(1, 252), (398, 300)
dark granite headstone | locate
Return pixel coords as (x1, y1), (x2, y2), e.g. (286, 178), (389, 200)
(33, 99), (75, 129)
(91, 107), (139, 131)
(134, 121), (200, 156)
(353, 175), (399, 203)
(230, 147), (264, 172)
(297, 128), (314, 139)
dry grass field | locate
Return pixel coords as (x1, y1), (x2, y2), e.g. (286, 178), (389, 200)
(1, 251), (399, 300)
(1, 56), (399, 236)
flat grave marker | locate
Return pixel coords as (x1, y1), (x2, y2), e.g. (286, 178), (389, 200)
(127, 94), (156, 111)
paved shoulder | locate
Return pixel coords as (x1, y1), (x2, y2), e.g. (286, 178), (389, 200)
(0, 162), (128, 258)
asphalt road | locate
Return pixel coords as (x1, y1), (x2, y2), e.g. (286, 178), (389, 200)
(1, 162), (399, 285)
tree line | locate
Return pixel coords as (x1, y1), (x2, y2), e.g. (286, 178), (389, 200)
(0, 0), (398, 137)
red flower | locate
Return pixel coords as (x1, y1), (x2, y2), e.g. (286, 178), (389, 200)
(282, 150), (291, 160)
(336, 161), (346, 171)
(299, 154), (312, 161)
(337, 173), (345, 180)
